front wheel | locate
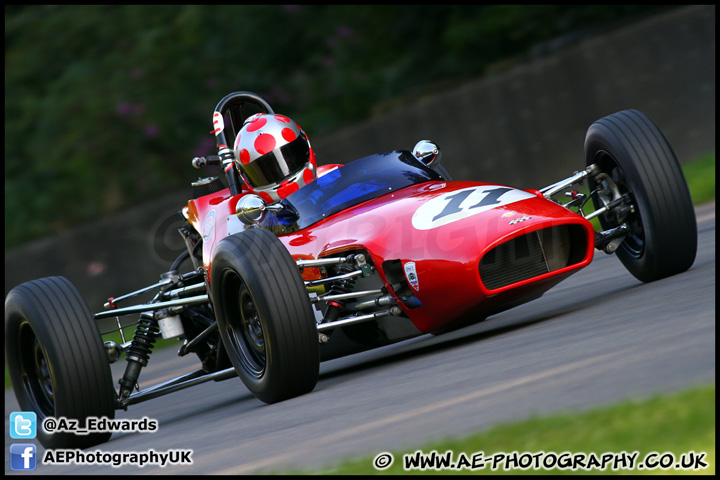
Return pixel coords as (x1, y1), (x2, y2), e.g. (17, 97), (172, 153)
(585, 109), (697, 282)
(211, 228), (319, 403)
(5, 277), (116, 449)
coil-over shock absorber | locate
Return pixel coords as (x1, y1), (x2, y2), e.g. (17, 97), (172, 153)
(118, 311), (161, 407)
(323, 262), (358, 324)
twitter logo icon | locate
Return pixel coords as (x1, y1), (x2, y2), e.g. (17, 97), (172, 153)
(10, 412), (37, 439)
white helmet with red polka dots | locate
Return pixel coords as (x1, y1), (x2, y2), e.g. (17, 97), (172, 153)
(233, 113), (317, 204)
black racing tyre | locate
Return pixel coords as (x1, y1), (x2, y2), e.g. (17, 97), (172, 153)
(211, 228), (319, 403)
(585, 109), (697, 282)
(5, 276), (116, 449)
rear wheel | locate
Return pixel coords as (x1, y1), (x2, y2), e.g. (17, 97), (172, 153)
(585, 109), (697, 282)
(5, 276), (116, 449)
(211, 228), (319, 403)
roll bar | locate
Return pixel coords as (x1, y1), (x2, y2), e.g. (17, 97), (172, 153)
(211, 92), (275, 195)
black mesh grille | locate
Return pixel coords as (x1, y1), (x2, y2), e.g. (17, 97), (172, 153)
(479, 231), (548, 290)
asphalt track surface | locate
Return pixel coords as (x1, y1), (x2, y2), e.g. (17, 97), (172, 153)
(5, 202), (715, 475)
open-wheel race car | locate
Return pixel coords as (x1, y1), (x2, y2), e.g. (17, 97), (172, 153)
(5, 92), (697, 449)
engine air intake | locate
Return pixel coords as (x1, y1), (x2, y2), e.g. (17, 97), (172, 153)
(479, 225), (586, 290)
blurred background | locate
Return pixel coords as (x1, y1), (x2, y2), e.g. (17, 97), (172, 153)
(4, 5), (715, 310)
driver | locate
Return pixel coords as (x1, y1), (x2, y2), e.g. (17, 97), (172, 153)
(233, 113), (317, 204)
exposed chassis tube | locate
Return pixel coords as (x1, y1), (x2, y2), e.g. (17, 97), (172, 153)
(124, 367), (236, 406)
(540, 164), (599, 199)
(95, 294), (209, 319)
(541, 163), (633, 252)
(317, 309), (393, 332)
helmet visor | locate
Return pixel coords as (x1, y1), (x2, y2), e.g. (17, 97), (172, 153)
(241, 136), (311, 188)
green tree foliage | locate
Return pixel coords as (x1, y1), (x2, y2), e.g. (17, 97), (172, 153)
(4, 5), (671, 249)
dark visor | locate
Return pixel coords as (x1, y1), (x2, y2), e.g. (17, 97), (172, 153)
(241, 135), (310, 189)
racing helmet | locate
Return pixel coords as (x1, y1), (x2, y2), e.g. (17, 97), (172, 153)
(233, 113), (317, 204)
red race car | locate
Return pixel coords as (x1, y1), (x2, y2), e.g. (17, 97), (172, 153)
(5, 92), (697, 449)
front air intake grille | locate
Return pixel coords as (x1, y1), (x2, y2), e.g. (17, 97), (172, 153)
(479, 232), (548, 290)
(479, 225), (586, 291)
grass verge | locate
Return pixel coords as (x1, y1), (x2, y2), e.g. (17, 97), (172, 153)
(283, 384), (715, 475)
(682, 153), (715, 205)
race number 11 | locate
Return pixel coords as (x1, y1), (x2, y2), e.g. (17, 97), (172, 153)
(412, 185), (535, 230)
(432, 187), (513, 221)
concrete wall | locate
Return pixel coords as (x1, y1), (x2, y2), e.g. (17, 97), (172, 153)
(313, 5), (714, 188)
(5, 5), (715, 312)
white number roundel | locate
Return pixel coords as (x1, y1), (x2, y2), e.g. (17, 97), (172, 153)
(411, 185), (534, 230)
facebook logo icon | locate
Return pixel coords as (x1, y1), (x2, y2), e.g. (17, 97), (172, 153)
(10, 444), (37, 470)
